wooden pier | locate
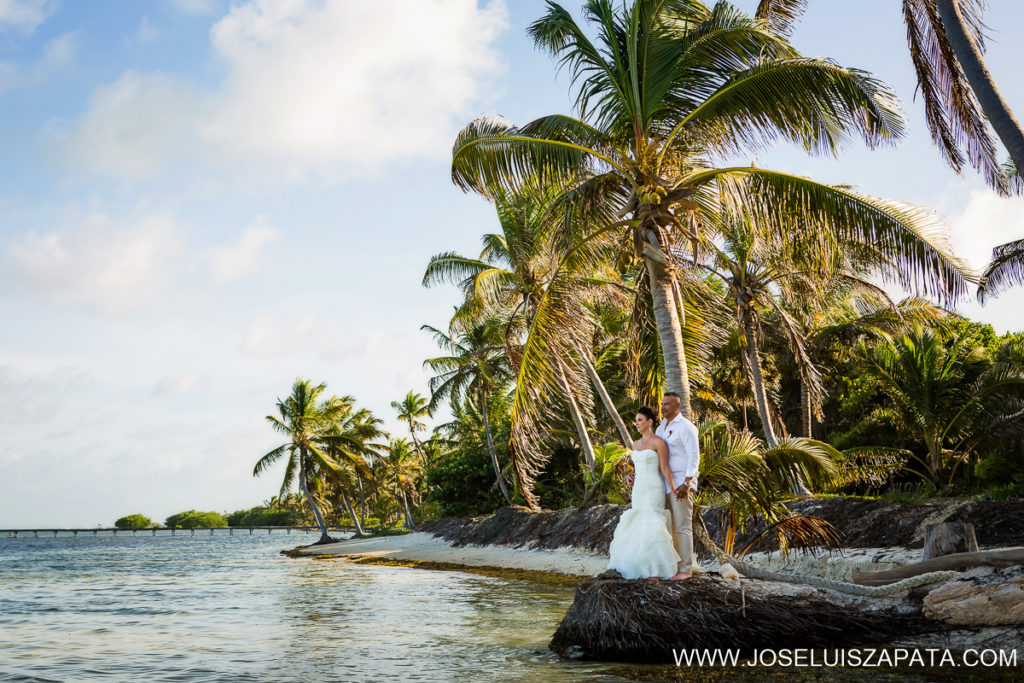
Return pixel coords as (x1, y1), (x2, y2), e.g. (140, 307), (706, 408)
(1, 526), (359, 538)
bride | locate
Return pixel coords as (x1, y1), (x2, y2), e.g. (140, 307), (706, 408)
(607, 407), (682, 579)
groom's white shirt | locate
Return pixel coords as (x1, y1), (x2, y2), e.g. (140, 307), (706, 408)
(656, 413), (700, 494)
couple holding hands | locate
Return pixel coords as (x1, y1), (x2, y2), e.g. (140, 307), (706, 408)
(607, 392), (700, 581)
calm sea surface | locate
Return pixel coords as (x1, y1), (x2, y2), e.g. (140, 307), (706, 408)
(0, 531), (632, 682)
(3, 533), (1020, 683)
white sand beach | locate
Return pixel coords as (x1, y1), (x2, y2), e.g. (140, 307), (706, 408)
(297, 532), (609, 576)
(293, 532), (950, 582)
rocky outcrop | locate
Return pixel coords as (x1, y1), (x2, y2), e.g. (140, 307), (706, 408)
(923, 566), (1024, 626)
(551, 566), (1024, 662)
(549, 571), (934, 662)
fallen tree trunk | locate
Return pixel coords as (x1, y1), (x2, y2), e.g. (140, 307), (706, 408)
(549, 571), (932, 663)
(853, 548), (1024, 586)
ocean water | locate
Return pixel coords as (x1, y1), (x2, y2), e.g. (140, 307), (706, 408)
(0, 531), (620, 682)
(3, 533), (1020, 682)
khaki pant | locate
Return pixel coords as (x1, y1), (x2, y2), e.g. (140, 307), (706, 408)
(665, 492), (694, 574)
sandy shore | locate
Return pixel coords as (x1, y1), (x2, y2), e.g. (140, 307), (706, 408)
(296, 532), (610, 576)
(292, 532), (956, 581)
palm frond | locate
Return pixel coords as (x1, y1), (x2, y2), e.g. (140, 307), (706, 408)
(754, 0), (806, 37)
(679, 58), (906, 159)
(978, 238), (1024, 302)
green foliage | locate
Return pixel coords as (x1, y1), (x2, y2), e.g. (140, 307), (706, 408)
(425, 443), (505, 518)
(114, 514), (152, 529)
(165, 510), (227, 529)
(582, 443), (631, 504)
(226, 507), (303, 527)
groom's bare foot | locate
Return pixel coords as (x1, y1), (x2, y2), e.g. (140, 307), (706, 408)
(668, 571), (692, 581)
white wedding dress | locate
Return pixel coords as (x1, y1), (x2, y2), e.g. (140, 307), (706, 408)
(607, 449), (681, 579)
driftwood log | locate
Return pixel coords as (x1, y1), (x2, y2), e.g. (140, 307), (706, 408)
(923, 522), (978, 560)
(853, 548), (1024, 586)
(549, 571), (932, 663)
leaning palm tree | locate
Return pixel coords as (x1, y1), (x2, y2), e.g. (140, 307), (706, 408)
(380, 438), (423, 529)
(423, 318), (515, 504)
(425, 187), (633, 462)
(769, 0), (1022, 191)
(255, 379), (354, 544)
(452, 0), (974, 443)
(391, 391), (431, 467)
(903, 0), (1023, 189)
(323, 396), (386, 536)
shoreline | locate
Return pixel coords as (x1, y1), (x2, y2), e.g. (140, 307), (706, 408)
(287, 528), (980, 586)
(290, 531), (609, 579)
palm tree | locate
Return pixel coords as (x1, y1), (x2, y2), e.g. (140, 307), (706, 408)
(380, 438), (423, 529)
(856, 326), (1024, 489)
(452, 0), (973, 442)
(254, 379), (354, 544)
(698, 216), (961, 447)
(323, 396), (386, 537)
(424, 188), (633, 464)
(694, 418), (843, 557)
(978, 238), (1024, 301)
(423, 318), (514, 504)
(391, 391), (431, 467)
(771, 0), (1021, 191)
(915, 0), (1024, 187)
(786, 293), (950, 438)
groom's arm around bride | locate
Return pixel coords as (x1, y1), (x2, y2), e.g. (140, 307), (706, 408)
(656, 392), (700, 579)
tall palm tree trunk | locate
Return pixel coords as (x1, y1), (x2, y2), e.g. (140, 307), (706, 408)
(741, 316), (780, 447)
(298, 452), (331, 543)
(800, 378), (814, 438)
(936, 0), (1024, 172)
(399, 490), (416, 530)
(407, 422), (428, 468)
(357, 476), (367, 528)
(578, 346), (632, 447)
(556, 360), (596, 471)
(482, 391), (513, 504)
(643, 248), (693, 417)
(340, 488), (365, 537)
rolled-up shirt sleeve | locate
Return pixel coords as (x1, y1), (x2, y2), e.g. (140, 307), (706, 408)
(681, 420), (700, 483)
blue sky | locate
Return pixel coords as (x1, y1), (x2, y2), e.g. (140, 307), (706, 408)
(2, 0), (1023, 527)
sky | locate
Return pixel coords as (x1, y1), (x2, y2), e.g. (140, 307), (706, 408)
(2, 0), (1023, 528)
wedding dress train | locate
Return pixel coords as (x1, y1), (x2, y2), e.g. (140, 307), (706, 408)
(606, 449), (681, 579)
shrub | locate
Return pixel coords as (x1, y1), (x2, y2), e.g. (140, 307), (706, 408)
(425, 444), (504, 517)
(165, 510), (227, 529)
(226, 507), (303, 527)
(114, 514), (152, 529)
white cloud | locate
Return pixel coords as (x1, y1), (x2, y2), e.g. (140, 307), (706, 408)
(204, 217), (278, 283)
(170, 0), (217, 15)
(945, 189), (1024, 271)
(2, 211), (184, 314)
(239, 313), (351, 358)
(1, 208), (284, 314)
(54, 0), (508, 182)
(0, 32), (77, 95)
(152, 373), (208, 396)
(0, 0), (57, 32)
(127, 17), (160, 46)
(53, 72), (207, 176)
(0, 363), (94, 425)
(944, 188), (1024, 333)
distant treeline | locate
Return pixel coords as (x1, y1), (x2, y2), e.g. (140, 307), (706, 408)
(114, 505), (308, 530)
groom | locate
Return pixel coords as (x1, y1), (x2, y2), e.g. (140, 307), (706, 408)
(656, 392), (700, 580)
